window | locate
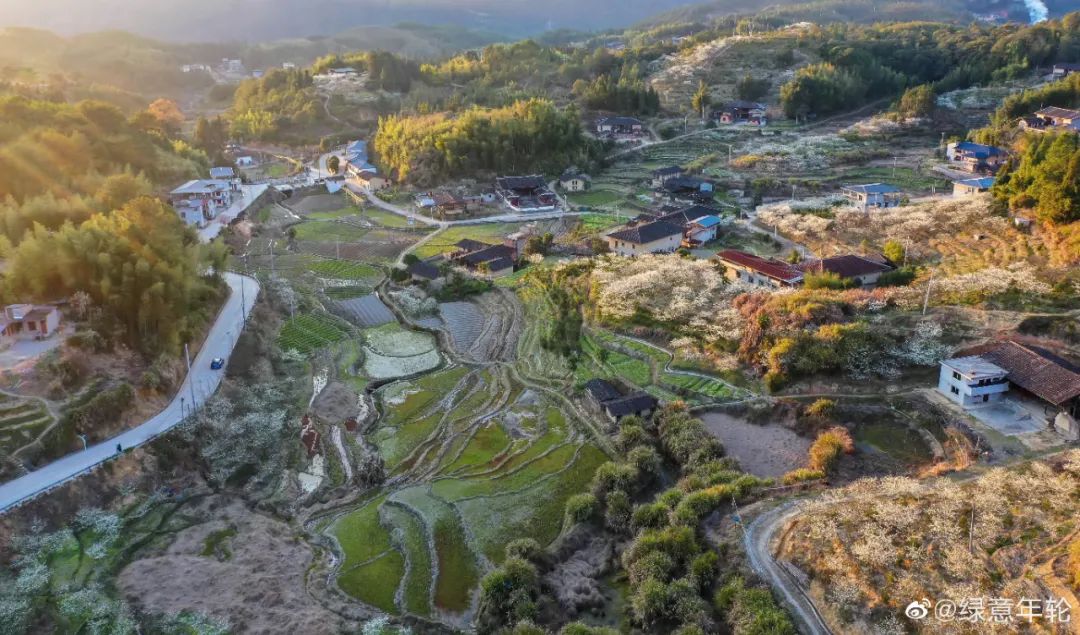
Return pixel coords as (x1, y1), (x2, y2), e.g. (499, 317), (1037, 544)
(983, 395), (989, 402)
(952, 371), (961, 381)
(950, 386), (960, 395)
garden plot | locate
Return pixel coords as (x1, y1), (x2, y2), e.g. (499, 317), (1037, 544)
(0, 396), (53, 456)
(334, 294), (396, 327)
(277, 312), (352, 354)
(438, 302), (485, 353)
(362, 324), (441, 380)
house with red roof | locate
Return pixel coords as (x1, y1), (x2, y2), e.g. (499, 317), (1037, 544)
(715, 250), (803, 288)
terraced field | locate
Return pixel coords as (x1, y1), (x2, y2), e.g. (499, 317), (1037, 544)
(0, 394), (53, 458)
(278, 312), (353, 354)
(323, 363), (607, 626)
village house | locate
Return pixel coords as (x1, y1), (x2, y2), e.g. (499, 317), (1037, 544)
(1031, 106), (1080, 131)
(716, 250), (803, 288)
(605, 220), (684, 257)
(953, 176), (995, 197)
(683, 215), (723, 246)
(344, 140), (378, 175)
(657, 176), (715, 205)
(559, 169), (591, 192)
(938, 341), (1080, 436)
(1052, 62), (1080, 78)
(351, 170), (390, 191)
(169, 179), (235, 227)
(651, 166), (685, 188)
(407, 260), (441, 282)
(796, 254), (895, 288)
(596, 116), (645, 136)
(209, 166), (237, 180)
(0, 304), (61, 342)
(841, 183), (902, 210)
(495, 176), (557, 212)
(946, 142), (1008, 173)
(328, 67), (359, 76)
(450, 239), (517, 277)
(713, 100), (767, 126)
(583, 378), (659, 425)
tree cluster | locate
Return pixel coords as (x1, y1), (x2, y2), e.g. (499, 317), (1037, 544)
(993, 131), (1080, 225)
(230, 68), (320, 140)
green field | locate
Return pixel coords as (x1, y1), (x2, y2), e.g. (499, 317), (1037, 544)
(292, 220), (371, 242)
(277, 313), (352, 353)
(309, 259), (381, 280)
(413, 223), (530, 258)
(567, 189), (622, 207)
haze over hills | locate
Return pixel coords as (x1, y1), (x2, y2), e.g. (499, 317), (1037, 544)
(0, 0), (706, 41)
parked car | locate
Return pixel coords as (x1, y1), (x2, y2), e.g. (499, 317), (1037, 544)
(210, 357), (225, 370)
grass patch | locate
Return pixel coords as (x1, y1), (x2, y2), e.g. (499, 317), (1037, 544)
(567, 190), (622, 207)
(292, 221), (371, 242)
(200, 526), (237, 560)
(332, 494), (393, 569)
(661, 373), (736, 400)
(441, 422), (512, 474)
(382, 504), (433, 617)
(413, 223), (529, 258)
(277, 312), (351, 354)
(310, 259), (381, 280)
(337, 550), (405, 614)
(432, 516), (478, 612)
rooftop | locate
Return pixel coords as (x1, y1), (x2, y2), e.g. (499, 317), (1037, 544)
(689, 215), (723, 229)
(716, 249), (803, 283)
(942, 355), (1008, 379)
(955, 177), (996, 189)
(598, 116), (644, 126)
(209, 167), (236, 179)
(652, 166), (684, 177)
(981, 341), (1080, 406)
(605, 393), (659, 417)
(584, 378), (621, 403)
(607, 220), (684, 245)
(407, 261), (440, 280)
(1036, 106), (1080, 119)
(496, 175), (548, 191)
(842, 183), (900, 195)
(170, 179), (231, 196)
(796, 254), (893, 279)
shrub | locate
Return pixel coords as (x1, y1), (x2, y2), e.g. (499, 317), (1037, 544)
(877, 266), (916, 287)
(66, 329), (106, 352)
(803, 398), (835, 419)
(763, 371), (785, 393)
(605, 489), (633, 533)
(781, 468), (826, 485)
(688, 551), (719, 588)
(564, 493), (598, 525)
(590, 461), (640, 499)
(389, 267), (410, 283)
(559, 623), (620, 635)
(505, 538), (543, 564)
(627, 445), (662, 480)
(477, 557), (539, 633)
(807, 426), (854, 473)
(804, 271), (854, 290)
(628, 549), (677, 585)
(715, 576), (797, 635)
(632, 502), (670, 531)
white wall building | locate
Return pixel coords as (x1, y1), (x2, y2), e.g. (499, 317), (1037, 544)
(937, 356), (1010, 407)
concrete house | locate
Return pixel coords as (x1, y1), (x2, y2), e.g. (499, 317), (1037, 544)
(1033, 106), (1080, 130)
(651, 166), (685, 188)
(841, 183), (902, 210)
(495, 176), (557, 212)
(953, 177), (995, 197)
(352, 170), (389, 191)
(937, 356), (1011, 407)
(714, 100), (767, 125)
(1053, 62), (1080, 78)
(169, 179), (235, 227)
(716, 250), (803, 288)
(606, 220), (684, 257)
(0, 304), (61, 341)
(559, 169), (591, 192)
(596, 116), (644, 136)
(946, 142), (1008, 173)
(684, 215), (723, 245)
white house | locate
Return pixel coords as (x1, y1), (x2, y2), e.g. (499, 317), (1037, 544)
(953, 177), (995, 197)
(937, 356), (1010, 407)
(841, 183), (902, 210)
(169, 180), (235, 227)
(606, 220), (683, 257)
(0, 304), (61, 341)
(685, 215), (722, 244)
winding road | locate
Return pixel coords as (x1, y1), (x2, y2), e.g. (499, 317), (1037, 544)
(0, 272), (260, 513)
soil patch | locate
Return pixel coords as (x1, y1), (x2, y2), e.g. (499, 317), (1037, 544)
(118, 496), (344, 634)
(699, 411), (811, 478)
(312, 381), (359, 423)
(293, 193), (349, 214)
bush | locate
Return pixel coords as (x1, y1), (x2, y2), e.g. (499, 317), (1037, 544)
(590, 461), (640, 499)
(389, 267), (410, 283)
(505, 538), (544, 564)
(564, 493), (598, 525)
(877, 266), (916, 287)
(763, 371), (785, 393)
(803, 398), (835, 419)
(605, 489), (633, 533)
(559, 623), (620, 635)
(715, 576), (797, 635)
(807, 426), (854, 473)
(478, 558), (539, 633)
(632, 502), (670, 531)
(66, 329), (107, 352)
(781, 468), (826, 485)
(1069, 537), (1080, 588)
(803, 271), (854, 290)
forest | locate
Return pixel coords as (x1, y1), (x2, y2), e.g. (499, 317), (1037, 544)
(373, 98), (601, 185)
(780, 16), (1080, 117)
(993, 131), (1080, 225)
(229, 68), (322, 141)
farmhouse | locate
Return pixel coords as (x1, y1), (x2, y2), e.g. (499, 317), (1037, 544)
(209, 166), (237, 179)
(938, 341), (1080, 424)
(651, 166), (685, 188)
(657, 176), (714, 205)
(606, 220), (683, 257)
(407, 260), (440, 282)
(596, 116), (645, 136)
(328, 67), (359, 76)
(450, 240), (516, 277)
(713, 100), (767, 125)
(351, 170), (390, 191)
(169, 179), (235, 227)
(1052, 62), (1080, 78)
(796, 254), (894, 288)
(683, 215), (723, 246)
(583, 378), (659, 424)
(1032, 106), (1080, 130)
(946, 142), (1008, 173)
(716, 249), (803, 288)
(559, 169), (591, 192)
(0, 304), (61, 341)
(495, 176), (557, 212)
(953, 176), (995, 197)
(841, 183), (902, 210)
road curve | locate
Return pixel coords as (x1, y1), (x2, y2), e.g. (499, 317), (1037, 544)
(743, 499), (833, 635)
(0, 272), (260, 513)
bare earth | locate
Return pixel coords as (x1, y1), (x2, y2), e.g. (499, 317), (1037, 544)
(699, 412), (812, 478)
(118, 496), (344, 635)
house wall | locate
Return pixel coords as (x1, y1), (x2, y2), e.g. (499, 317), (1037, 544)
(562, 178), (588, 192)
(688, 226), (717, 243)
(607, 234), (681, 257)
(936, 364), (1009, 407)
(721, 264), (792, 289)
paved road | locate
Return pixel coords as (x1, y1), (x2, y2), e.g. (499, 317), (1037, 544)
(0, 272), (260, 513)
(743, 499), (833, 635)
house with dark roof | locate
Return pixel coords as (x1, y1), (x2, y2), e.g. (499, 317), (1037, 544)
(841, 183), (902, 210)
(658, 176), (715, 205)
(596, 116), (645, 136)
(796, 254), (894, 288)
(582, 378), (659, 424)
(606, 220), (684, 256)
(495, 175), (557, 212)
(450, 240), (516, 277)
(559, 169), (591, 192)
(651, 166), (685, 188)
(713, 100), (767, 126)
(407, 261), (440, 282)
(716, 249), (803, 288)
(939, 341), (1080, 428)
(1053, 62), (1080, 78)
(209, 166), (237, 180)
(953, 177), (995, 197)
(946, 142), (1007, 173)
(1033, 106), (1080, 130)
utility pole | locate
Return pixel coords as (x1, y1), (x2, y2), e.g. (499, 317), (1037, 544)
(922, 269), (934, 315)
(184, 343), (197, 410)
(269, 239), (275, 275)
